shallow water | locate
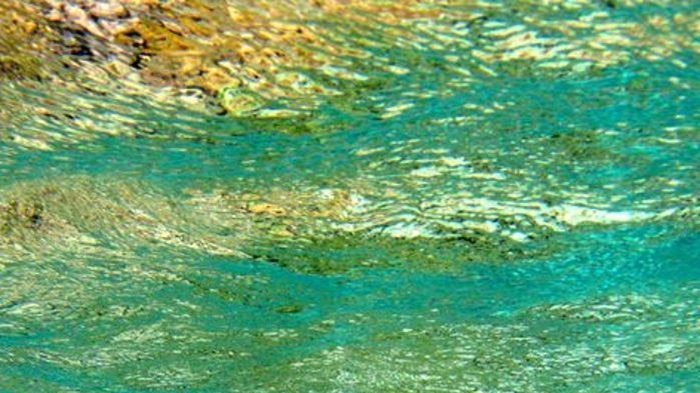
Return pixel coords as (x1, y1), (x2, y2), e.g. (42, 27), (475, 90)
(1, 1), (699, 392)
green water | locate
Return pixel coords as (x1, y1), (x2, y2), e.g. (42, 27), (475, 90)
(1, 2), (699, 392)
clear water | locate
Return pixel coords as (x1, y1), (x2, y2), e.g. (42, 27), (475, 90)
(1, 1), (699, 392)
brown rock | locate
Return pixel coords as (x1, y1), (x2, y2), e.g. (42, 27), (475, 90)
(90, 1), (128, 19)
(247, 203), (287, 216)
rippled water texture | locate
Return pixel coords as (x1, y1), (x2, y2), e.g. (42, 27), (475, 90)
(1, 1), (699, 392)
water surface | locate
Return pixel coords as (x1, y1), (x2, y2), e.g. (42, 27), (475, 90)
(1, 1), (698, 392)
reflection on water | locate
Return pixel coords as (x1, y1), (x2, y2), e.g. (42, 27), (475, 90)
(1, 0), (698, 392)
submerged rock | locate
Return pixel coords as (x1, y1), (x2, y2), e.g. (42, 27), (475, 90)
(217, 86), (265, 117)
(0, 2), (55, 81)
(1, 0), (696, 137)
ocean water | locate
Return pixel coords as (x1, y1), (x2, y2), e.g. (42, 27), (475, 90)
(1, 1), (699, 392)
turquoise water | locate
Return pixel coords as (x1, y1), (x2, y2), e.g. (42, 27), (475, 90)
(1, 2), (699, 392)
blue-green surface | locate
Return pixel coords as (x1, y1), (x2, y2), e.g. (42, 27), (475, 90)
(1, 2), (699, 392)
